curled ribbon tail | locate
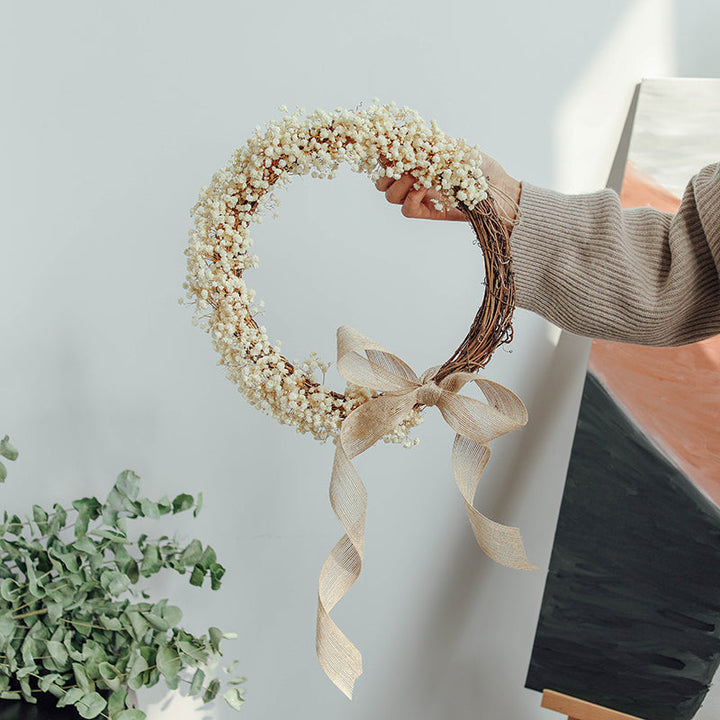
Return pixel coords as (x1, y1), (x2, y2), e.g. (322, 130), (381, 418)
(452, 434), (536, 571)
(317, 389), (416, 698)
(317, 439), (366, 698)
(317, 532), (364, 699)
(318, 328), (422, 699)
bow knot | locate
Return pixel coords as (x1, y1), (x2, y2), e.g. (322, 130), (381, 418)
(316, 325), (533, 699)
(416, 380), (443, 407)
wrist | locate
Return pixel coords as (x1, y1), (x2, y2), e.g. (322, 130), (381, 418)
(488, 176), (522, 232)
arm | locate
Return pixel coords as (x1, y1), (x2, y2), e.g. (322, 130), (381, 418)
(377, 162), (720, 346)
(510, 163), (720, 345)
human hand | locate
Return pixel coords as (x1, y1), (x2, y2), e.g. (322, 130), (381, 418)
(375, 153), (521, 228)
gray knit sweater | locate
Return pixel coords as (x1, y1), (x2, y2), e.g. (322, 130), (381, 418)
(509, 163), (720, 346)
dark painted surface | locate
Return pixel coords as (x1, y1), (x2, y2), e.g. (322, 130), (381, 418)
(526, 373), (720, 720)
(0, 695), (85, 720)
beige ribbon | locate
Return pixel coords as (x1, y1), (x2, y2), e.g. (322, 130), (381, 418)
(316, 326), (534, 699)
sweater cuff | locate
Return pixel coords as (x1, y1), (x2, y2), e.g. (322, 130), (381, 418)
(509, 182), (613, 321)
(508, 182), (631, 341)
(508, 168), (720, 346)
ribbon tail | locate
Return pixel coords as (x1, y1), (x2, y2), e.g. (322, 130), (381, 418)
(316, 438), (366, 698)
(317, 534), (363, 699)
(452, 434), (536, 570)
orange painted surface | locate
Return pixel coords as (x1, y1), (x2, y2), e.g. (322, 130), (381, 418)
(619, 162), (683, 213)
(587, 163), (720, 507)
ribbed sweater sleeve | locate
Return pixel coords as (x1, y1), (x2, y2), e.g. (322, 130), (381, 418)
(509, 163), (720, 346)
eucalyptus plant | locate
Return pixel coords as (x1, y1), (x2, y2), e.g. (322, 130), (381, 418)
(0, 435), (244, 719)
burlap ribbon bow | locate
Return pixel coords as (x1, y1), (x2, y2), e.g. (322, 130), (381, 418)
(316, 326), (534, 698)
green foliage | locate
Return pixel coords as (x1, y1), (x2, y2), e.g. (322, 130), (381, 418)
(0, 436), (18, 483)
(0, 438), (245, 718)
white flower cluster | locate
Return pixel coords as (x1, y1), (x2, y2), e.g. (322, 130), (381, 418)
(184, 102), (488, 443)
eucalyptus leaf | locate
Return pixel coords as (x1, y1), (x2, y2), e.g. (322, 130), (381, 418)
(72, 661), (93, 693)
(200, 546), (217, 569)
(82, 639), (106, 667)
(0, 578), (20, 603)
(140, 498), (161, 520)
(26, 562), (46, 598)
(162, 604), (182, 628)
(74, 514), (90, 538)
(46, 602), (64, 624)
(209, 626), (223, 653)
(7, 515), (23, 536)
(193, 491), (203, 518)
(98, 660), (119, 679)
(0, 436), (18, 461)
(172, 493), (194, 514)
(178, 638), (208, 664)
(0, 612), (15, 642)
(190, 564), (205, 587)
(180, 538), (203, 565)
(156, 644), (182, 679)
(203, 678), (221, 704)
(73, 536), (97, 555)
(70, 616), (94, 637)
(46, 639), (69, 666)
(156, 496), (172, 515)
(143, 610), (170, 632)
(0, 462), (6, 483)
(124, 610), (150, 642)
(114, 470), (140, 501)
(53, 549), (80, 573)
(90, 528), (129, 543)
(32, 505), (48, 533)
(38, 672), (62, 692)
(189, 667), (205, 695)
(99, 614), (124, 631)
(100, 569), (131, 596)
(72, 497), (102, 522)
(116, 710), (146, 720)
(18, 675), (33, 702)
(57, 686), (84, 707)
(76, 691), (107, 718)
(49, 503), (68, 534)
(98, 660), (122, 691)
(140, 543), (162, 576)
(127, 652), (149, 691)
(107, 689), (128, 715)
(210, 562), (226, 591)
(225, 687), (245, 711)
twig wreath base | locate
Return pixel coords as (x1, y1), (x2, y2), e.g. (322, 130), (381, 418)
(185, 102), (515, 444)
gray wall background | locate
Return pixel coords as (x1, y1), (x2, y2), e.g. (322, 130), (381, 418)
(2, 1), (718, 718)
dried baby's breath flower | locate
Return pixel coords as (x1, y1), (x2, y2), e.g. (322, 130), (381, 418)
(185, 102), (488, 442)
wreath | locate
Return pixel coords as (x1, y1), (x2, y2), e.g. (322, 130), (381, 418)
(185, 102), (532, 699)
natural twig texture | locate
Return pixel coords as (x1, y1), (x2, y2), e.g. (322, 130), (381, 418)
(434, 196), (516, 383)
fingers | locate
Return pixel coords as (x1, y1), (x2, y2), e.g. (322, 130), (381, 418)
(374, 170), (467, 221)
(374, 175), (393, 192)
(375, 172), (429, 219)
(379, 173), (417, 204)
(401, 186), (428, 218)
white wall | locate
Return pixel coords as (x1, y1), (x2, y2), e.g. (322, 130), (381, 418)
(1, 2), (718, 718)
